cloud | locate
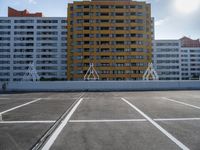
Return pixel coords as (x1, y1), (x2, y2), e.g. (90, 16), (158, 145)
(155, 17), (169, 26)
(28, 0), (37, 4)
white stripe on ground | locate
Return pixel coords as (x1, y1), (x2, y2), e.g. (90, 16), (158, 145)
(0, 98), (10, 99)
(162, 97), (200, 110)
(41, 98), (78, 100)
(0, 95), (9, 96)
(41, 98), (83, 150)
(154, 118), (200, 121)
(0, 98), (42, 115)
(0, 97), (78, 99)
(121, 98), (190, 150)
(70, 118), (200, 123)
(69, 119), (147, 123)
(0, 120), (55, 124)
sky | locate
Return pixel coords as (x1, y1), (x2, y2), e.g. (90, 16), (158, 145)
(0, 0), (200, 39)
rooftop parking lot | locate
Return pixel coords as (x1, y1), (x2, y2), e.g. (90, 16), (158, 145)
(0, 91), (200, 150)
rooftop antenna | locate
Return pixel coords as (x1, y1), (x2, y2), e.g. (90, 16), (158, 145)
(143, 63), (159, 80)
(22, 62), (40, 82)
(84, 63), (99, 81)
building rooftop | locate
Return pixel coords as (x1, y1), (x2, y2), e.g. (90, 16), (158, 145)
(8, 7), (43, 17)
(91, 0), (132, 1)
(180, 36), (200, 48)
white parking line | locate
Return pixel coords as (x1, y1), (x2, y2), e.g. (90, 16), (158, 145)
(0, 94), (9, 96)
(154, 118), (200, 121)
(41, 98), (83, 150)
(0, 98), (41, 100)
(69, 119), (147, 123)
(0, 98), (42, 115)
(0, 120), (55, 124)
(121, 98), (190, 150)
(69, 118), (200, 123)
(162, 97), (200, 110)
(0, 98), (10, 99)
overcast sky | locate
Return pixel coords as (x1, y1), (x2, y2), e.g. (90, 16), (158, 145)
(0, 0), (200, 39)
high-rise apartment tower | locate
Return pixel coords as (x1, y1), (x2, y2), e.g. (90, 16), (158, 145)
(67, 0), (152, 80)
(0, 7), (67, 82)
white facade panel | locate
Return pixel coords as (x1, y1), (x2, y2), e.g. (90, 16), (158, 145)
(0, 17), (67, 82)
(153, 40), (181, 80)
(154, 40), (200, 80)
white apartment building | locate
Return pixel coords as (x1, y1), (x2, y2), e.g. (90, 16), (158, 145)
(0, 17), (67, 82)
(181, 47), (200, 80)
(153, 40), (181, 80)
(153, 37), (200, 80)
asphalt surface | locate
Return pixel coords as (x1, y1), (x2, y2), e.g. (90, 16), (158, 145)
(0, 91), (200, 150)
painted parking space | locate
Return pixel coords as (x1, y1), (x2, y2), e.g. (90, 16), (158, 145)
(0, 123), (52, 150)
(2, 98), (76, 121)
(0, 91), (200, 150)
(71, 96), (144, 120)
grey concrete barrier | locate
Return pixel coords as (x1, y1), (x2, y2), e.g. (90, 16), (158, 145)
(6, 81), (200, 92)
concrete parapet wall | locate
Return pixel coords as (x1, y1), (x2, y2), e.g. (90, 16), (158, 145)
(5, 81), (200, 92)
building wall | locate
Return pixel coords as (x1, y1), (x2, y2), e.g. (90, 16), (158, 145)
(153, 40), (181, 80)
(154, 39), (200, 80)
(181, 47), (200, 80)
(67, 0), (152, 81)
(0, 17), (67, 82)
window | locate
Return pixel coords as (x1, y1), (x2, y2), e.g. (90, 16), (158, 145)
(115, 13), (124, 16)
(61, 20), (67, 23)
(116, 34), (124, 37)
(0, 55), (10, 58)
(0, 20), (11, 23)
(0, 43), (10, 46)
(14, 26), (34, 29)
(37, 31), (58, 35)
(101, 20), (109, 23)
(37, 26), (57, 29)
(14, 31), (34, 35)
(101, 34), (109, 37)
(76, 26), (83, 31)
(76, 5), (83, 9)
(116, 27), (124, 30)
(0, 49), (10, 52)
(130, 5), (136, 9)
(100, 12), (109, 16)
(76, 12), (83, 16)
(136, 19), (143, 23)
(115, 5), (124, 9)
(14, 20), (34, 23)
(77, 19), (83, 23)
(0, 26), (11, 29)
(84, 26), (90, 30)
(84, 5), (90, 8)
(137, 5), (143, 9)
(0, 31), (10, 35)
(116, 20), (124, 23)
(156, 42), (179, 46)
(100, 27), (109, 30)
(0, 61), (10, 64)
(37, 20), (58, 23)
(100, 5), (109, 9)
(0, 37), (10, 41)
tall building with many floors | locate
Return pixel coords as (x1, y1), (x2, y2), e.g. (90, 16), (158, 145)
(180, 37), (200, 80)
(67, 0), (153, 80)
(0, 8), (67, 82)
(153, 37), (200, 80)
(153, 40), (181, 80)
